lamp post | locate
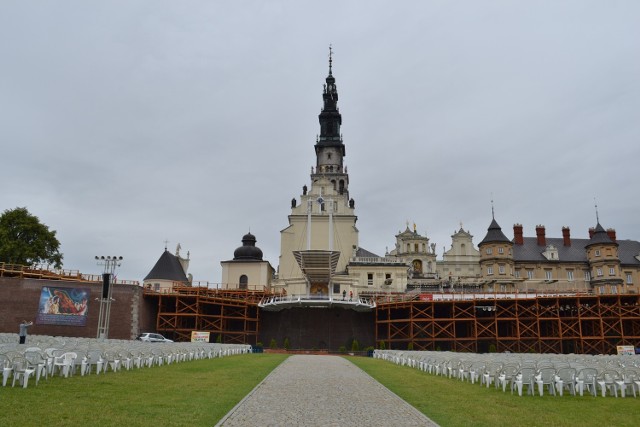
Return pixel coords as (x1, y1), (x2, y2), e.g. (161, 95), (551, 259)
(95, 255), (123, 340)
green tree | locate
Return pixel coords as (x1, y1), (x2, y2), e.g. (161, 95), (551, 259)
(0, 207), (63, 268)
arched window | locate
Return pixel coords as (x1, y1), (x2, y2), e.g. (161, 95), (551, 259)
(239, 275), (248, 290)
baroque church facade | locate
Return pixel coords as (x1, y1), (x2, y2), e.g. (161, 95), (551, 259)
(203, 55), (640, 298)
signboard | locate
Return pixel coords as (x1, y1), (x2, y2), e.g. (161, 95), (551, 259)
(36, 286), (89, 326)
(617, 345), (635, 356)
(191, 331), (210, 343)
(419, 293), (433, 301)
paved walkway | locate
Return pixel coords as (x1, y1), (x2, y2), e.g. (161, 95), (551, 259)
(217, 355), (439, 426)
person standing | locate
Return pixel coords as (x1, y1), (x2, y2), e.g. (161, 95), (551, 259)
(349, 290), (353, 302)
(19, 320), (33, 344)
(342, 290), (346, 301)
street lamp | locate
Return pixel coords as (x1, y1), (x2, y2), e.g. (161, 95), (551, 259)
(95, 255), (123, 340)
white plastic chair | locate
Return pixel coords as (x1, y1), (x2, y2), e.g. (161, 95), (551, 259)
(554, 367), (577, 396)
(12, 356), (36, 388)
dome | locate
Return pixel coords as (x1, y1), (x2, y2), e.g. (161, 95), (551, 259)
(233, 232), (264, 260)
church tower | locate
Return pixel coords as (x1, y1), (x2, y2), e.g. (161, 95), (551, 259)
(275, 49), (359, 296)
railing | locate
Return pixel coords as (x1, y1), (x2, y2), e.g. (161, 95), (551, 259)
(373, 290), (602, 304)
(0, 262), (139, 285)
(258, 293), (376, 309)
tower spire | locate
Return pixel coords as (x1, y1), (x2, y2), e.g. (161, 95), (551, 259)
(328, 44), (333, 76)
(594, 197), (600, 224)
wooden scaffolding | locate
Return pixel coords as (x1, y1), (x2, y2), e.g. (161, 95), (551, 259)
(375, 293), (640, 354)
(144, 286), (267, 344)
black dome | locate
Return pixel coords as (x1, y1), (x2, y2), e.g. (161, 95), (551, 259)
(233, 232), (263, 260)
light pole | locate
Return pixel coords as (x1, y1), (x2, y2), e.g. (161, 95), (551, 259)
(95, 255), (123, 340)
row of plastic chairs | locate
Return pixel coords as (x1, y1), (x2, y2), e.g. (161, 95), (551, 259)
(374, 350), (640, 398)
(0, 335), (253, 388)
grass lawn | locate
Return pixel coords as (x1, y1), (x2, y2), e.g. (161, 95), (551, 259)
(348, 357), (639, 427)
(0, 354), (288, 427)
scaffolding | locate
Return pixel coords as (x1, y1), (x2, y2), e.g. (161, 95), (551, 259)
(375, 293), (640, 354)
(144, 285), (268, 344)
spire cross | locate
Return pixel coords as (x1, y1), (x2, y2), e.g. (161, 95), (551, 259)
(163, 239), (169, 250)
(328, 44), (333, 75)
(594, 197), (600, 223)
(491, 195), (495, 219)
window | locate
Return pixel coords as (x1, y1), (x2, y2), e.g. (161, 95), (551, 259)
(527, 270), (534, 280)
(596, 268), (603, 277)
(486, 248), (493, 255)
(239, 275), (248, 290)
(333, 283), (340, 294)
(585, 271), (591, 282)
(567, 271), (574, 281)
(385, 273), (391, 280)
(545, 270), (552, 280)
(498, 247), (504, 254)
(609, 267), (615, 276)
(487, 266), (493, 275)
(515, 270), (521, 278)
(367, 273), (373, 286)
(499, 265), (505, 274)
(415, 243), (419, 253)
(594, 249), (601, 257)
(626, 273), (633, 284)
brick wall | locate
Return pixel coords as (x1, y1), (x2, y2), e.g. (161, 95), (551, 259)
(0, 276), (156, 340)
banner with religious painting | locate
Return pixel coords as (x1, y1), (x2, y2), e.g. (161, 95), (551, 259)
(36, 286), (90, 326)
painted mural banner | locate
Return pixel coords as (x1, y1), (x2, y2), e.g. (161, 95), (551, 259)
(36, 286), (90, 326)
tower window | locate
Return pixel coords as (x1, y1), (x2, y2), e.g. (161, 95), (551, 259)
(594, 249), (601, 257)
(626, 273), (633, 284)
(498, 247), (504, 254)
(567, 270), (574, 281)
(487, 266), (493, 275)
(367, 273), (373, 286)
(486, 248), (493, 255)
(239, 275), (248, 290)
(327, 153), (332, 160)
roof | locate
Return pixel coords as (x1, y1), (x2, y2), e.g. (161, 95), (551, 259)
(586, 223), (617, 247)
(144, 250), (189, 282)
(512, 237), (640, 266)
(355, 247), (380, 258)
(479, 219), (511, 245)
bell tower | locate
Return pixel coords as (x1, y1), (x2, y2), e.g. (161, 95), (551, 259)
(276, 48), (359, 295)
(313, 46), (349, 198)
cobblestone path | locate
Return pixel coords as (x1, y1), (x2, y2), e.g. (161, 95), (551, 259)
(217, 355), (438, 426)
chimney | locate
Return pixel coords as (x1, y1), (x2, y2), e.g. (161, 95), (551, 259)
(606, 228), (616, 242)
(536, 225), (546, 246)
(562, 226), (571, 247)
(513, 224), (524, 245)
(588, 227), (595, 238)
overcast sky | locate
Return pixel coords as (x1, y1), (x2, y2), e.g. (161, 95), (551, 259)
(2, 1), (639, 284)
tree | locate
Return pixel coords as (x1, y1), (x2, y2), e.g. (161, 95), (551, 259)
(0, 207), (63, 268)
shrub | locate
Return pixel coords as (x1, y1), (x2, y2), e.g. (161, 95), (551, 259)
(216, 334), (222, 343)
(379, 341), (386, 350)
(269, 338), (277, 349)
(489, 344), (497, 353)
(338, 345), (347, 353)
(407, 342), (414, 350)
(283, 337), (290, 350)
(351, 339), (360, 352)
(255, 342), (263, 349)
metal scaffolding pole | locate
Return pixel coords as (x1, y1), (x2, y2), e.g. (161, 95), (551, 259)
(96, 255), (123, 340)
